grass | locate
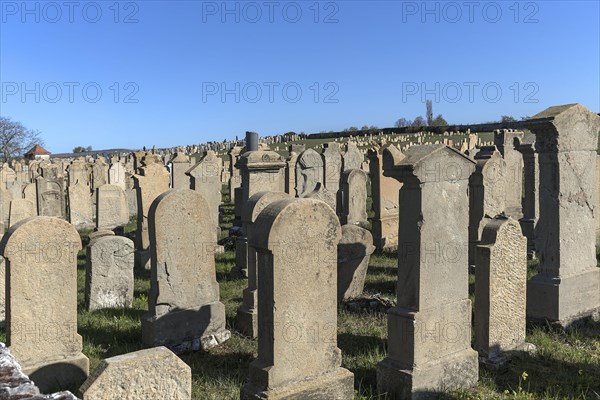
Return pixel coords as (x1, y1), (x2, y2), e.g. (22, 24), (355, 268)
(3, 188), (599, 399)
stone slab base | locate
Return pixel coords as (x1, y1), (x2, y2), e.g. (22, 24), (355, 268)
(24, 352), (89, 394)
(241, 367), (354, 400)
(479, 342), (537, 371)
(236, 307), (258, 338)
(142, 301), (229, 352)
(377, 349), (478, 400)
(527, 268), (600, 328)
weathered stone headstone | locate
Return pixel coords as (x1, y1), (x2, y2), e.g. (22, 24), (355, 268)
(92, 159), (109, 190)
(0, 217), (88, 392)
(518, 143), (539, 256)
(236, 191), (291, 338)
(108, 162), (127, 190)
(171, 153), (192, 190)
(186, 151), (222, 235)
(23, 183), (36, 203)
(322, 142), (343, 210)
(85, 233), (134, 311)
(35, 176), (64, 218)
(68, 182), (93, 228)
(368, 145), (401, 251)
(468, 147), (507, 267)
(96, 184), (129, 230)
(295, 148), (324, 198)
(343, 141), (363, 171)
(284, 151), (298, 196)
(340, 169), (368, 226)
(133, 162), (169, 269)
(377, 144), (478, 397)
(525, 104), (600, 327)
(228, 146), (242, 203)
(475, 216), (529, 361)
(8, 199), (36, 228)
(241, 198), (354, 399)
(142, 189), (230, 352)
(494, 129), (524, 219)
(79, 347), (191, 400)
(337, 225), (375, 302)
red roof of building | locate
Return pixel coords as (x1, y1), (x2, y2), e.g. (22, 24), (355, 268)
(25, 144), (51, 156)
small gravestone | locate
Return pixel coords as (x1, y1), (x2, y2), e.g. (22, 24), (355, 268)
(295, 148), (324, 197)
(340, 169), (368, 226)
(96, 184), (129, 230)
(79, 347), (191, 400)
(475, 216), (533, 364)
(338, 225), (375, 302)
(142, 189), (229, 352)
(85, 233), (135, 311)
(8, 199), (36, 228)
(171, 152), (192, 190)
(343, 142), (363, 171)
(0, 217), (88, 392)
(241, 198), (354, 399)
(108, 163), (127, 190)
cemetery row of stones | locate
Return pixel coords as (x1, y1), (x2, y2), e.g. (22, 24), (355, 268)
(0, 103), (598, 399)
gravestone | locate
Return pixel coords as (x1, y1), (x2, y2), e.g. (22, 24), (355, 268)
(8, 199), (36, 228)
(96, 184), (129, 230)
(228, 146), (242, 203)
(142, 189), (230, 352)
(305, 182), (337, 211)
(171, 153), (192, 190)
(241, 198), (354, 399)
(468, 147), (507, 267)
(525, 104), (600, 327)
(295, 148), (324, 198)
(85, 233), (135, 311)
(285, 151), (298, 196)
(23, 183), (36, 203)
(494, 129), (524, 219)
(475, 216), (530, 362)
(337, 225), (375, 302)
(133, 162), (170, 270)
(343, 142), (363, 171)
(79, 347), (191, 400)
(108, 163), (127, 190)
(0, 217), (88, 392)
(92, 159), (109, 190)
(236, 191), (291, 338)
(518, 143), (539, 256)
(68, 182), (93, 228)
(36, 176), (64, 218)
(340, 169), (368, 226)
(368, 145), (401, 251)
(0, 187), (13, 228)
(186, 151), (223, 236)
(322, 142), (343, 211)
(377, 144), (478, 397)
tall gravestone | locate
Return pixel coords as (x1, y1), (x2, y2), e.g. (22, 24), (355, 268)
(96, 184), (129, 230)
(295, 148), (324, 198)
(368, 145), (401, 251)
(171, 153), (192, 190)
(475, 216), (529, 361)
(340, 169), (368, 226)
(241, 198), (354, 399)
(85, 232), (135, 311)
(468, 147), (507, 267)
(236, 191), (291, 338)
(36, 175), (64, 218)
(377, 144), (478, 397)
(285, 151), (298, 196)
(232, 150), (286, 277)
(142, 189), (230, 352)
(518, 143), (540, 256)
(186, 151), (223, 236)
(0, 217), (88, 392)
(133, 162), (169, 270)
(322, 142), (343, 211)
(68, 182), (93, 228)
(525, 104), (600, 327)
(494, 129), (524, 219)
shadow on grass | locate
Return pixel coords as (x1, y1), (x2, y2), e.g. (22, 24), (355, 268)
(338, 333), (387, 398)
(363, 279), (395, 296)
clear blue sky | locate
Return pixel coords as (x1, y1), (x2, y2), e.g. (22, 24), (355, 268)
(1, 0), (599, 153)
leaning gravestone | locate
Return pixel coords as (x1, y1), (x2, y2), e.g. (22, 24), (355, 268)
(142, 189), (230, 352)
(85, 232), (135, 311)
(96, 184), (129, 230)
(475, 216), (531, 362)
(377, 144), (478, 397)
(0, 217), (88, 392)
(241, 198), (354, 399)
(236, 191), (291, 338)
(337, 224), (375, 302)
(525, 104), (600, 327)
(79, 347), (191, 400)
